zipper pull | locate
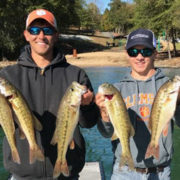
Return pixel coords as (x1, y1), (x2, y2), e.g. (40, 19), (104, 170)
(40, 68), (45, 75)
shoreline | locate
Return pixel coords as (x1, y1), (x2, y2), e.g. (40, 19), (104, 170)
(65, 51), (180, 68)
(0, 51), (180, 69)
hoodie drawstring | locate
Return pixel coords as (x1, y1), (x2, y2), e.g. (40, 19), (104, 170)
(134, 80), (139, 130)
(35, 67), (54, 85)
(50, 66), (53, 85)
(34, 67), (38, 80)
(152, 75), (157, 94)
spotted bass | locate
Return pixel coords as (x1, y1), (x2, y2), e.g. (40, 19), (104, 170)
(145, 75), (180, 160)
(0, 93), (20, 164)
(0, 77), (44, 164)
(98, 83), (135, 170)
(51, 81), (87, 179)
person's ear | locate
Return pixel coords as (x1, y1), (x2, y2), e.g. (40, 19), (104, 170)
(24, 30), (30, 42)
(54, 32), (59, 42)
(153, 49), (157, 58)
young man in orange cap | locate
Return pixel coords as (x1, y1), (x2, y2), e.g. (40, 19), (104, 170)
(0, 9), (99, 180)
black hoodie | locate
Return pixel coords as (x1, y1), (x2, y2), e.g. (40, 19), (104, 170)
(0, 45), (99, 180)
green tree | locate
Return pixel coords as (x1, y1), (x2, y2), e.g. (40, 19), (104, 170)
(134, 0), (177, 57)
(100, 9), (114, 31)
(0, 0), (84, 60)
(104, 0), (134, 34)
(172, 0), (180, 30)
(134, 0), (174, 33)
(79, 2), (101, 30)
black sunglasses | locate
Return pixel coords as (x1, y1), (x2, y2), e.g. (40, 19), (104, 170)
(127, 48), (154, 57)
(27, 27), (55, 35)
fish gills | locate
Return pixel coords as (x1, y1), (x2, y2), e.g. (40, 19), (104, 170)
(145, 76), (180, 160)
(0, 77), (44, 164)
(98, 83), (135, 170)
(51, 81), (87, 179)
(0, 93), (20, 164)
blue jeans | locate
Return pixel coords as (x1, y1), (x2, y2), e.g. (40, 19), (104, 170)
(10, 175), (79, 180)
(111, 163), (171, 180)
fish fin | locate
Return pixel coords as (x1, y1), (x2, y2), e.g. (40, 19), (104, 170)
(14, 119), (25, 139)
(19, 128), (26, 139)
(11, 103), (19, 110)
(12, 148), (21, 164)
(69, 140), (75, 150)
(29, 146), (45, 164)
(53, 160), (69, 179)
(162, 123), (169, 136)
(36, 147), (45, 162)
(119, 152), (134, 170)
(51, 129), (59, 145)
(111, 132), (118, 141)
(29, 147), (36, 164)
(161, 95), (177, 121)
(148, 119), (152, 133)
(145, 143), (153, 159)
(61, 161), (70, 177)
(33, 115), (43, 131)
(145, 143), (159, 160)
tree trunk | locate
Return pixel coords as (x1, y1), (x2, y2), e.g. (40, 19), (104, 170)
(171, 28), (177, 57)
(167, 39), (171, 59)
(166, 30), (171, 59)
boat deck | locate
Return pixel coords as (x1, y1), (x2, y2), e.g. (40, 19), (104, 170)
(79, 162), (105, 180)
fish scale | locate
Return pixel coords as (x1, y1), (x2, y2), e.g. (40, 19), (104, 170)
(98, 83), (135, 170)
(0, 94), (20, 164)
(51, 81), (87, 179)
(0, 77), (45, 164)
(145, 76), (180, 160)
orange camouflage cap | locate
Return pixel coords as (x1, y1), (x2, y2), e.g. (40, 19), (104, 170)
(26, 9), (57, 30)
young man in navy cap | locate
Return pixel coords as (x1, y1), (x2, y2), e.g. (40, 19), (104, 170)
(0, 9), (99, 180)
(95, 28), (180, 180)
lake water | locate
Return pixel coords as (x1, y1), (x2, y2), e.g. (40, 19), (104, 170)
(0, 67), (180, 180)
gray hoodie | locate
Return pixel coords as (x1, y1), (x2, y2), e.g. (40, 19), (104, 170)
(98, 68), (180, 168)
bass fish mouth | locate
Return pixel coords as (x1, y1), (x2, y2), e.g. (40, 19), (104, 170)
(70, 104), (79, 108)
(6, 95), (14, 100)
(104, 94), (114, 100)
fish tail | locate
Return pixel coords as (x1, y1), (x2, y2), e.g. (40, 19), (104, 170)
(29, 145), (45, 164)
(145, 143), (159, 160)
(36, 146), (45, 162)
(119, 152), (134, 170)
(53, 160), (69, 179)
(12, 148), (21, 164)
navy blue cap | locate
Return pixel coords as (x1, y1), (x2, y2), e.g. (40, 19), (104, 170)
(126, 28), (156, 50)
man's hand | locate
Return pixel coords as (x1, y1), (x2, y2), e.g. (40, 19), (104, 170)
(81, 89), (94, 105)
(95, 93), (110, 122)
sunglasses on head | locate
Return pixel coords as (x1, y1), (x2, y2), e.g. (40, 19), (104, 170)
(127, 48), (154, 57)
(27, 27), (55, 35)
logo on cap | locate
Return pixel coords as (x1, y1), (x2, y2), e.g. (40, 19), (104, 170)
(131, 34), (149, 40)
(36, 10), (46, 16)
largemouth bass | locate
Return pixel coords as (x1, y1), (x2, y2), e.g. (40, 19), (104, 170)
(0, 77), (44, 164)
(51, 81), (87, 179)
(0, 93), (20, 164)
(98, 83), (135, 170)
(145, 75), (180, 160)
